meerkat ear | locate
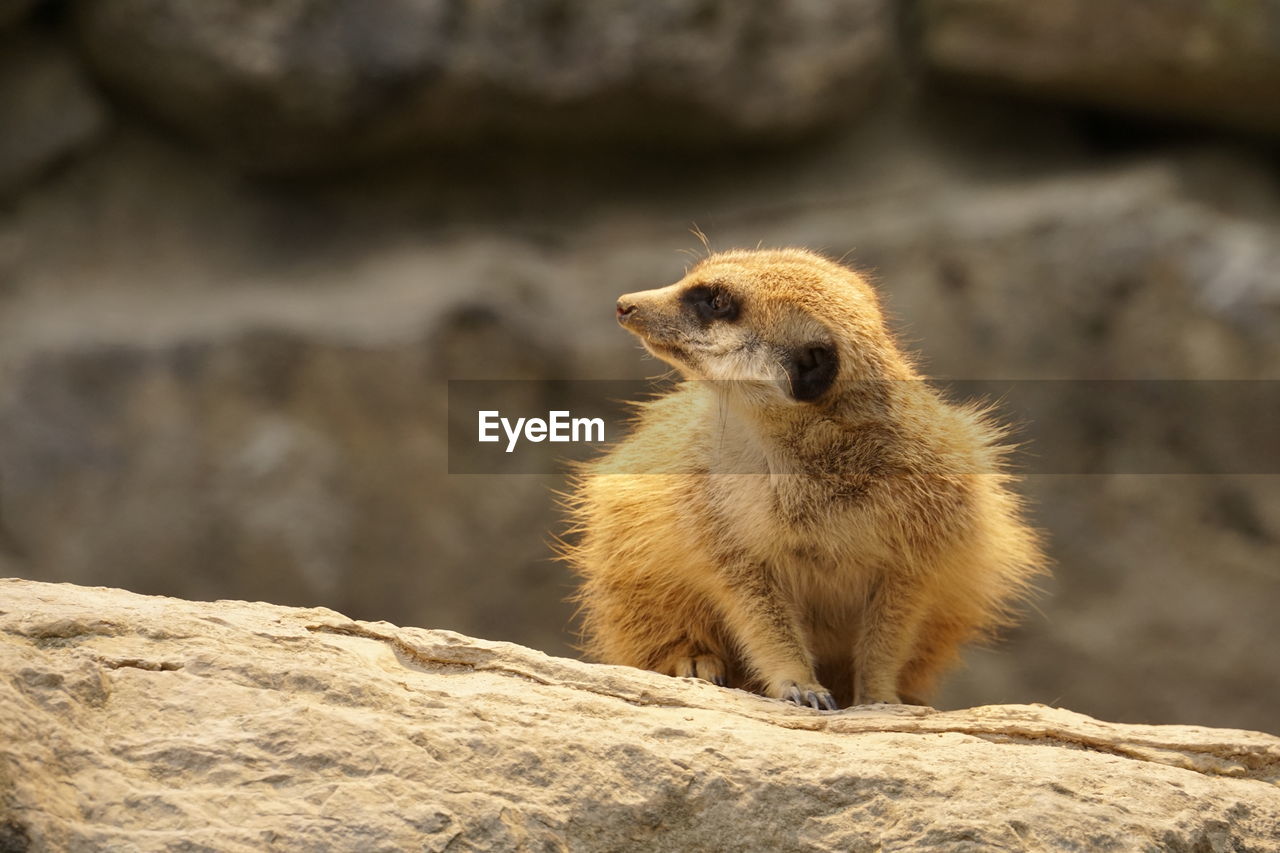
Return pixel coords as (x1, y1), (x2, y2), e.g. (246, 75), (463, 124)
(784, 344), (838, 402)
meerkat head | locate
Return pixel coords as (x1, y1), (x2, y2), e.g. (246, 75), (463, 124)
(616, 248), (905, 404)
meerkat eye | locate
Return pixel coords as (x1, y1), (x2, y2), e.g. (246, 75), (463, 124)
(683, 284), (738, 322)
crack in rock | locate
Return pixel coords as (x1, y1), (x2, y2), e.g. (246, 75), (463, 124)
(304, 619), (1280, 785)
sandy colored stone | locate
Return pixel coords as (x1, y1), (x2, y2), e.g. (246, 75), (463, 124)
(1, 578), (1278, 851)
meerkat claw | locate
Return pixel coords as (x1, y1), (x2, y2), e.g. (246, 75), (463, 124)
(802, 690), (838, 711)
(780, 683), (838, 711)
(669, 652), (729, 687)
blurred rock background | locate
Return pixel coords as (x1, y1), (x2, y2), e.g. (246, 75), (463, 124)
(1, 0), (1277, 731)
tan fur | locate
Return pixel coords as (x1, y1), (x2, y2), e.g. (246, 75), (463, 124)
(560, 248), (1047, 708)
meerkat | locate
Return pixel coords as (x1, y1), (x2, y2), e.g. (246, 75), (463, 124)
(561, 248), (1046, 710)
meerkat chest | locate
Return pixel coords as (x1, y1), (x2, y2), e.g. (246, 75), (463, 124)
(705, 471), (885, 573)
(700, 413), (896, 573)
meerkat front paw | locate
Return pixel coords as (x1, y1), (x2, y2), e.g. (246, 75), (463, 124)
(660, 649), (729, 687)
(678, 654), (728, 686)
(776, 680), (839, 711)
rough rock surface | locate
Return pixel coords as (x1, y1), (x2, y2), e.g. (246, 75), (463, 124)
(920, 0), (1280, 134)
(0, 30), (107, 195)
(72, 0), (891, 170)
(2, 579), (1278, 851)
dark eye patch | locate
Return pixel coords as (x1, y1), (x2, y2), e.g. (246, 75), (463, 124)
(681, 283), (739, 323)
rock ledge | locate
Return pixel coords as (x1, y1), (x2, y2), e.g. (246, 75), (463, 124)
(2, 578), (1278, 851)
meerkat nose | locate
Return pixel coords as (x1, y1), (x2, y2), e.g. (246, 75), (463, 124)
(616, 299), (638, 324)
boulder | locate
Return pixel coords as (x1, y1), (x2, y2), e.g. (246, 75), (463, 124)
(919, 0), (1280, 135)
(0, 31), (108, 196)
(71, 0), (891, 171)
(2, 579), (1278, 851)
